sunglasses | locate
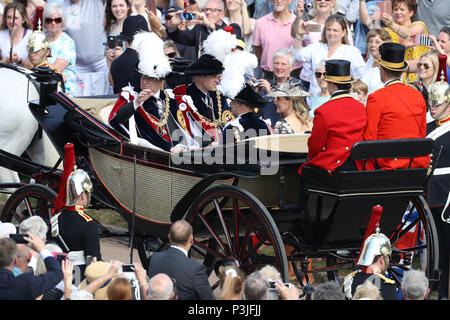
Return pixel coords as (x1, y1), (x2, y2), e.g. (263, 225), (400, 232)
(315, 72), (326, 78)
(417, 62), (431, 70)
(45, 17), (62, 24)
(166, 52), (177, 58)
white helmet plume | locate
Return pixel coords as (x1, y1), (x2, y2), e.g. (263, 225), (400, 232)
(218, 51), (257, 99)
(201, 29), (237, 65)
(132, 31), (172, 79)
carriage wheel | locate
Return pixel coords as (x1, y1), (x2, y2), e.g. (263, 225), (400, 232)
(314, 195), (439, 287)
(185, 185), (289, 282)
(1, 184), (57, 229)
(387, 195), (440, 285)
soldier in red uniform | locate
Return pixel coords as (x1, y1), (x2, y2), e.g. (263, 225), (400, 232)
(299, 59), (367, 174)
(363, 42), (429, 170)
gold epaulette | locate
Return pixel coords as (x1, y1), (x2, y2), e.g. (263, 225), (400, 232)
(75, 205), (93, 222)
(374, 273), (396, 285)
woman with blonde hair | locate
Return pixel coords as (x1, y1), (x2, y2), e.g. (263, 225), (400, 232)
(417, 51), (439, 91)
(218, 266), (245, 300)
(223, 0), (254, 52)
(269, 80), (312, 134)
(292, 14), (365, 97)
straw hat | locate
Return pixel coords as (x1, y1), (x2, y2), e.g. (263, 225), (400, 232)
(267, 81), (311, 98)
(78, 261), (111, 300)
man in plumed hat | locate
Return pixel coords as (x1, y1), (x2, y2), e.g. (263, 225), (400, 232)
(110, 15), (149, 94)
(174, 53), (233, 144)
(363, 42), (429, 170)
(299, 59), (367, 174)
(109, 32), (191, 153)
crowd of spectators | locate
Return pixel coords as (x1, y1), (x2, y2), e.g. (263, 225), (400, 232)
(0, 217), (437, 300)
(0, 0), (447, 103)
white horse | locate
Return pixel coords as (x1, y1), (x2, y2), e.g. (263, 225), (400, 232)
(0, 66), (60, 185)
(0, 66), (115, 186)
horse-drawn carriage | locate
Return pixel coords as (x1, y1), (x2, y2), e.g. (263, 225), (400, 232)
(0, 64), (441, 295)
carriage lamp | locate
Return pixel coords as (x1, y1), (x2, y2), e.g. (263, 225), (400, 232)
(28, 66), (59, 108)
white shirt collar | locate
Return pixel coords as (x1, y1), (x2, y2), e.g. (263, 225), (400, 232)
(170, 245), (188, 257)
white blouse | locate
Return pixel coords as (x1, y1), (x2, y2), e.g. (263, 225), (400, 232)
(291, 42), (366, 96)
(0, 28), (31, 62)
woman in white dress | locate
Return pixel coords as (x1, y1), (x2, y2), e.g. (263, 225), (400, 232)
(0, 2), (32, 66)
(291, 14), (365, 97)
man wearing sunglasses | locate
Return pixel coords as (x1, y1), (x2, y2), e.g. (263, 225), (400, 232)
(165, 0), (242, 60)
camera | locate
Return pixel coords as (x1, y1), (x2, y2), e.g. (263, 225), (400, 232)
(304, 0), (313, 13)
(252, 79), (261, 88)
(55, 253), (67, 263)
(9, 233), (28, 244)
(267, 279), (278, 300)
(180, 12), (194, 20)
(415, 35), (433, 47)
(104, 35), (123, 49)
(120, 264), (135, 273)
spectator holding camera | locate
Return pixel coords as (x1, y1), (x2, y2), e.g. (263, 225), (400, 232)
(0, 234), (63, 300)
(19, 216), (51, 275)
(110, 14), (149, 93)
(104, 0), (132, 89)
(166, 0), (242, 59)
(429, 26), (450, 82)
(253, 48), (303, 127)
(359, 0), (429, 83)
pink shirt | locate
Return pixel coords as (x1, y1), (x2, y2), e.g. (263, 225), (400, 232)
(252, 11), (301, 72)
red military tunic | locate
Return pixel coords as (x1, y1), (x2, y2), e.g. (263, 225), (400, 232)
(363, 80), (430, 169)
(299, 91), (367, 174)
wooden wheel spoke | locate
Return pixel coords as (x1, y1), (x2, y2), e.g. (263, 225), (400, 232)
(196, 211), (229, 255)
(192, 239), (226, 259)
(213, 198), (233, 256)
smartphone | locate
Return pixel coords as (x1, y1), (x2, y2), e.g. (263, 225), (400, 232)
(55, 253), (68, 263)
(376, 1), (392, 16)
(121, 264), (135, 273)
(415, 35), (433, 46)
(9, 233), (28, 244)
(180, 12), (194, 20)
(306, 24), (322, 32)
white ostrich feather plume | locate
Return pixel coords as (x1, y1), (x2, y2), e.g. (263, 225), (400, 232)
(132, 31), (172, 78)
(218, 51), (258, 99)
(201, 29), (237, 64)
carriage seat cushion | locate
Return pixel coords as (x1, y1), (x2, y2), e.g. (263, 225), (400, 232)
(301, 165), (428, 196)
